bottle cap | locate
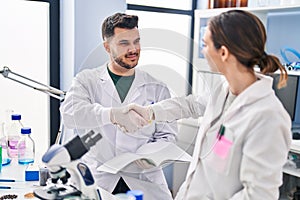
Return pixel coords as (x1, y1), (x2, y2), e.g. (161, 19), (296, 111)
(126, 190), (143, 200)
(21, 127), (31, 134)
(11, 114), (21, 120)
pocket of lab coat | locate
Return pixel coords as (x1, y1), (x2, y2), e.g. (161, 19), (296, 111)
(204, 128), (235, 175)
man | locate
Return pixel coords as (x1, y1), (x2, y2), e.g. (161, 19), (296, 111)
(60, 13), (177, 200)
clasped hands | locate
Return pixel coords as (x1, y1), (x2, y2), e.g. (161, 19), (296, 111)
(110, 103), (154, 133)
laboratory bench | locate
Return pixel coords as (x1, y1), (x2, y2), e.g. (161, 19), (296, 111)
(0, 158), (40, 199)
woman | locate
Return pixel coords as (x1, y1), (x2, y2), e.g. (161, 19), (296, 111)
(124, 10), (292, 199)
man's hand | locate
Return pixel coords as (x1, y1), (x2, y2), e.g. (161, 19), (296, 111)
(110, 105), (148, 133)
(127, 103), (154, 122)
(135, 159), (155, 169)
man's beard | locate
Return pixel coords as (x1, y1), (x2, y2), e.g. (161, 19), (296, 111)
(114, 52), (139, 69)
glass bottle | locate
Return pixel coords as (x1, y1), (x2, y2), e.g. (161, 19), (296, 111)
(0, 122), (11, 166)
(18, 127), (35, 165)
(7, 114), (23, 158)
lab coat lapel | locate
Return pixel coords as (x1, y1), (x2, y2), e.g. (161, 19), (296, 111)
(187, 83), (229, 177)
(98, 65), (122, 104)
(123, 69), (147, 104)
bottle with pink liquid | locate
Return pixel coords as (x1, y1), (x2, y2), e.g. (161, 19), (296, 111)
(7, 114), (24, 158)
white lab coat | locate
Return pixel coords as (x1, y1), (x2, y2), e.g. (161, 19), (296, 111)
(152, 73), (292, 200)
(60, 64), (177, 200)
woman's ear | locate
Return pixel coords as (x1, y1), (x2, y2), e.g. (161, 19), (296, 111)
(103, 41), (110, 53)
(220, 45), (229, 62)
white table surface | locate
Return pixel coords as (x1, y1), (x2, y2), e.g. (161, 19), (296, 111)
(0, 158), (40, 199)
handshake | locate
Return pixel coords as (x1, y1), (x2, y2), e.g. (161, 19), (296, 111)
(110, 103), (154, 133)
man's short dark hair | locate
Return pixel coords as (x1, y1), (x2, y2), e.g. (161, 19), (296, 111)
(102, 13), (138, 40)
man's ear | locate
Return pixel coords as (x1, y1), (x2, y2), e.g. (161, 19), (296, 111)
(103, 41), (110, 53)
(220, 45), (229, 62)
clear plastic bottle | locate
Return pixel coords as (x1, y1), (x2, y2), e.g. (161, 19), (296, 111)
(7, 114), (24, 158)
(18, 127), (35, 165)
(0, 122), (11, 166)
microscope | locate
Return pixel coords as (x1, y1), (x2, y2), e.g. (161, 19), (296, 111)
(34, 130), (102, 200)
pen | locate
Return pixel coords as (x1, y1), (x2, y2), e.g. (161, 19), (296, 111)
(218, 124), (225, 140)
(0, 179), (16, 182)
(0, 186), (12, 189)
(0, 186), (23, 189)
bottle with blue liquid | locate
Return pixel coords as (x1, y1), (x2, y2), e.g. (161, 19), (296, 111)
(17, 127), (35, 165)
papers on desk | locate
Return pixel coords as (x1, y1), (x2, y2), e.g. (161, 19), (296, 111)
(97, 142), (192, 174)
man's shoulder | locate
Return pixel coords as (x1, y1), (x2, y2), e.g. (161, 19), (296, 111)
(76, 66), (104, 78)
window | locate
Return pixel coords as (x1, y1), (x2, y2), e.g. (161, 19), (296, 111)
(126, 1), (196, 95)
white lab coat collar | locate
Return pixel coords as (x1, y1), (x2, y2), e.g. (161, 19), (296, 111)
(224, 72), (274, 119)
(96, 63), (158, 104)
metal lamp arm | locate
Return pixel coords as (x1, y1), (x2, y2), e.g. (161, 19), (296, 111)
(0, 66), (66, 101)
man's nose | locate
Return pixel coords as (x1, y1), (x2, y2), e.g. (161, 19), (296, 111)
(128, 43), (139, 52)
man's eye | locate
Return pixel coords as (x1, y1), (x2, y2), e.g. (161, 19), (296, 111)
(119, 41), (129, 45)
(134, 39), (140, 45)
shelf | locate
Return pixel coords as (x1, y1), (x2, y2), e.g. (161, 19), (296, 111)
(195, 5), (300, 17)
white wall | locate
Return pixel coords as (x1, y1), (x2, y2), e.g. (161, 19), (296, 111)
(0, 0), (50, 161)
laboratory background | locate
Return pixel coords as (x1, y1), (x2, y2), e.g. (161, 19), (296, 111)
(1, 0), (300, 199)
